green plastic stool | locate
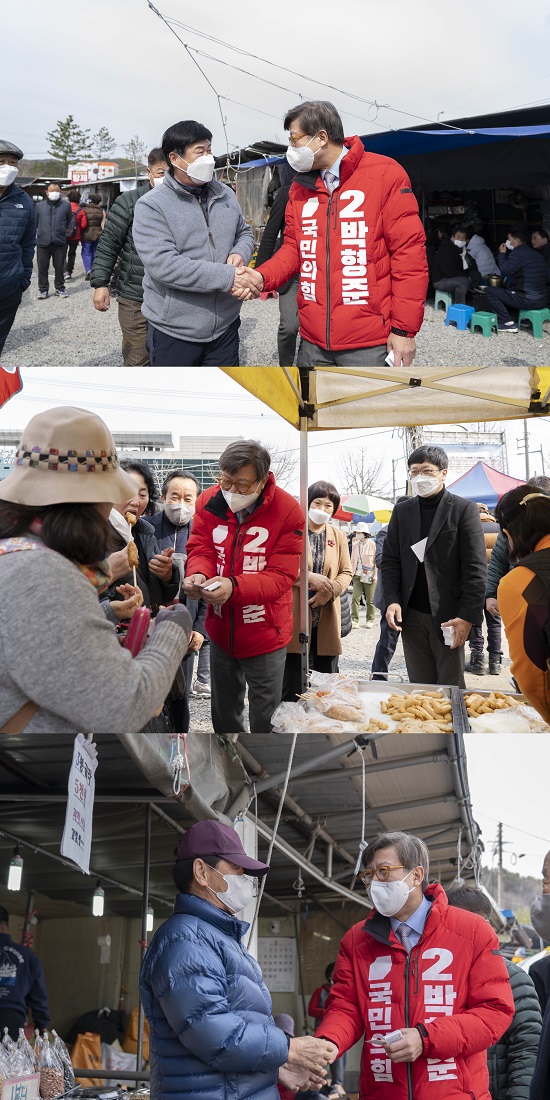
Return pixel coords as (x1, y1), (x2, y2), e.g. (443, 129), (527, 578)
(518, 308), (550, 339)
(469, 311), (498, 337)
(434, 289), (453, 313)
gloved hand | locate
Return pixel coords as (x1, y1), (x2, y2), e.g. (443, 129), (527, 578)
(155, 603), (193, 641)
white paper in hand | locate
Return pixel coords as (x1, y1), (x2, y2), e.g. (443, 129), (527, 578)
(411, 537), (428, 563)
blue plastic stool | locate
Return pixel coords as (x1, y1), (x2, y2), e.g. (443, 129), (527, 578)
(517, 308), (550, 339)
(469, 311), (498, 337)
(434, 290), (453, 313)
(445, 304), (476, 330)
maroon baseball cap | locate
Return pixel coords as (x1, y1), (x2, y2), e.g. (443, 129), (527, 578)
(175, 820), (269, 876)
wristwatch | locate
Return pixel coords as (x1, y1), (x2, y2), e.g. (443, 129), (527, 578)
(390, 326), (414, 337)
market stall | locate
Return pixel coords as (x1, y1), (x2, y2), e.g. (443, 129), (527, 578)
(221, 366), (550, 693)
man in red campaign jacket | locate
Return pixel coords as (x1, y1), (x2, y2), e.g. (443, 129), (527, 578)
(317, 830), (514, 1100)
(249, 101), (428, 368)
(183, 439), (304, 734)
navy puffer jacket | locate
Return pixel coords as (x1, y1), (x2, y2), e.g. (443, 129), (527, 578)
(140, 893), (289, 1100)
(0, 183), (36, 300)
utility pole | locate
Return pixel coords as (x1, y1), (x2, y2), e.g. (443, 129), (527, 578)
(497, 822), (503, 908)
(524, 422), (530, 479)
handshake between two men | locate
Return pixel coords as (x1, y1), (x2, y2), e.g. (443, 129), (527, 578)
(226, 252), (265, 301)
(280, 1035), (339, 1093)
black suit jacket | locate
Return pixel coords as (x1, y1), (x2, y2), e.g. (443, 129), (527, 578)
(381, 489), (487, 626)
(255, 185), (295, 293)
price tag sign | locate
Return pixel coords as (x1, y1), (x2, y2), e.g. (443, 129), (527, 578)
(60, 734), (98, 874)
(2, 1073), (41, 1100)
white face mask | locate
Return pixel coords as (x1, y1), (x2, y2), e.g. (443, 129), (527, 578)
(505, 239), (514, 250)
(48, 191), (61, 202)
(174, 153), (215, 184)
(208, 871), (256, 914)
(453, 238), (466, 248)
(309, 507), (330, 525)
(286, 135), (321, 173)
(0, 165), (19, 187)
(221, 485), (261, 513)
(410, 474), (442, 498)
(369, 871), (414, 917)
(152, 176), (164, 187)
(165, 502), (194, 526)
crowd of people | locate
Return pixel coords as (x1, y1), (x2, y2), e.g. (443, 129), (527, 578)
(2, 406), (550, 732)
(3, 112), (550, 364)
(139, 820), (550, 1100)
(428, 219), (550, 332)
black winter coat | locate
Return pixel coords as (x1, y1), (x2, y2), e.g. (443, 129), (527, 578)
(255, 185), (295, 293)
(374, 526), (388, 612)
(34, 196), (72, 246)
(148, 511), (208, 638)
(531, 992), (550, 1100)
(498, 243), (547, 300)
(0, 183), (36, 299)
(90, 183), (150, 301)
(431, 236), (470, 282)
(101, 516), (180, 622)
(487, 530), (512, 598)
(488, 960), (541, 1100)
(381, 488), (487, 625)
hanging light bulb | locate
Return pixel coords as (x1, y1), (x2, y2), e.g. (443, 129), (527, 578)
(92, 882), (105, 917)
(7, 847), (23, 891)
(146, 906), (154, 933)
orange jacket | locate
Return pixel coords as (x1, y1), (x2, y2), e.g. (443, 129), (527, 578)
(316, 883), (514, 1100)
(497, 533), (550, 724)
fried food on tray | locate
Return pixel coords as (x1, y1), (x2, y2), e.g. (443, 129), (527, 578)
(325, 703), (366, 722)
(464, 691), (519, 718)
(356, 719), (390, 733)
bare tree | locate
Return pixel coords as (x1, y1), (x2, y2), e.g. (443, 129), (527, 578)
(266, 443), (297, 489)
(123, 134), (147, 177)
(338, 447), (391, 497)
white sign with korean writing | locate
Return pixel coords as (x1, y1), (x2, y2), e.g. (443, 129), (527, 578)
(257, 937), (296, 992)
(2, 1073), (41, 1100)
(60, 734), (98, 874)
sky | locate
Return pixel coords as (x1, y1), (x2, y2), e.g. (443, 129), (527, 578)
(6, 0), (550, 161)
(464, 735), (550, 882)
(3, 368), (550, 497)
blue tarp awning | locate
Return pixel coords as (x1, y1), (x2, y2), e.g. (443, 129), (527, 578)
(360, 124), (550, 158)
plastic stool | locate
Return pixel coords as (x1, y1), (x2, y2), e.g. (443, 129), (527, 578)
(469, 311), (498, 337)
(434, 290), (453, 313)
(518, 308), (550, 339)
(445, 304), (476, 330)
(260, 290), (278, 300)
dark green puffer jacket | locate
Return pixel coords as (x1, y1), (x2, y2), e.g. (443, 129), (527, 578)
(487, 530), (512, 598)
(90, 182), (150, 301)
(487, 959), (541, 1100)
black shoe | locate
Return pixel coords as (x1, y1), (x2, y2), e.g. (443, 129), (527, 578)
(498, 321), (518, 333)
(488, 654), (502, 675)
(85, 271), (91, 281)
(465, 650), (486, 675)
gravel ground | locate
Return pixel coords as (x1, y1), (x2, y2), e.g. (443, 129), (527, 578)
(189, 608), (514, 733)
(2, 256), (549, 366)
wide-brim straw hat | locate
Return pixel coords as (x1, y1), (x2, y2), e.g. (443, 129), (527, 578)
(0, 406), (139, 507)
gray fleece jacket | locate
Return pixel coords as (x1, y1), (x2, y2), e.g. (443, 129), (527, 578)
(0, 546), (189, 734)
(132, 171), (254, 342)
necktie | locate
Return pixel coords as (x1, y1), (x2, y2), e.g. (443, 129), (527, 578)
(397, 922), (413, 953)
(324, 171), (338, 194)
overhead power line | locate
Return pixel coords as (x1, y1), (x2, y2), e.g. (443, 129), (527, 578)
(154, 11), (471, 133)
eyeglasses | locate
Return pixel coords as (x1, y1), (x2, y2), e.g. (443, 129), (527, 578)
(360, 864), (406, 885)
(218, 473), (258, 493)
